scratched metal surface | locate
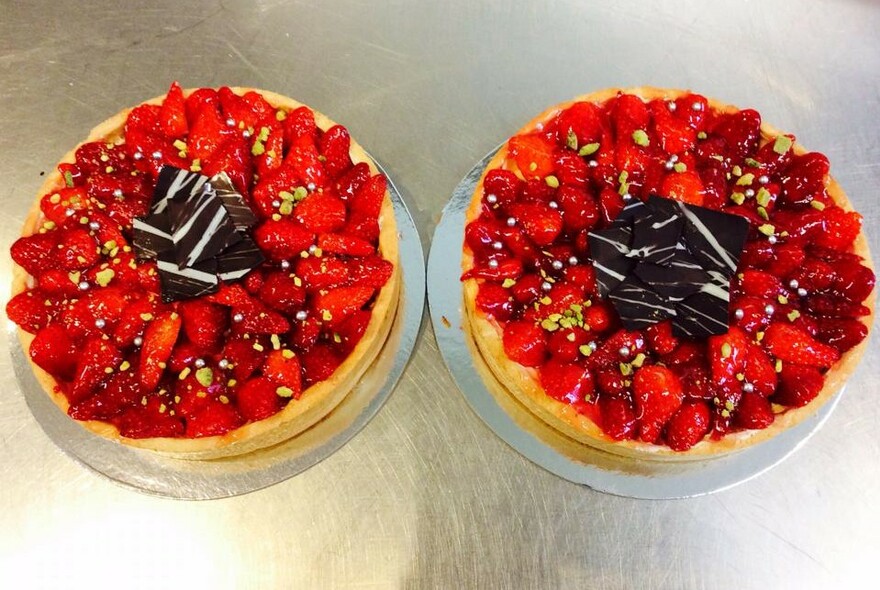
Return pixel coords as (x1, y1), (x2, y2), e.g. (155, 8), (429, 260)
(1, 1), (878, 589)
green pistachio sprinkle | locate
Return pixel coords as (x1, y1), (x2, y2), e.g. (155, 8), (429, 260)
(744, 158), (762, 168)
(95, 268), (115, 287)
(758, 224), (776, 236)
(631, 353), (646, 368)
(810, 200), (826, 210)
(787, 310), (801, 322)
(757, 206), (769, 220)
(276, 386), (294, 398)
(279, 200), (293, 215)
(251, 141), (266, 156)
(736, 173), (755, 186)
(579, 344), (593, 357)
(619, 362), (633, 376)
(578, 142), (600, 156)
(778, 295), (789, 304)
(566, 129), (578, 151)
(195, 368), (213, 387)
(673, 162), (687, 173)
(540, 318), (559, 332)
(755, 187), (772, 207)
(545, 175), (560, 188)
(282, 349), (295, 359)
(697, 131), (707, 140)
(632, 129), (649, 147)
(64, 171), (75, 188)
(773, 135), (792, 155)
(730, 192), (746, 205)
(775, 359), (783, 373)
(732, 165), (743, 177)
(502, 278), (516, 288)
(721, 342), (732, 358)
(178, 367), (191, 380)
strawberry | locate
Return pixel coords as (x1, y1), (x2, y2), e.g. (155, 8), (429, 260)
(349, 174), (387, 220)
(168, 341), (202, 372)
(158, 81), (188, 138)
(588, 329), (646, 369)
(259, 271), (306, 314)
(294, 192), (347, 233)
(596, 367), (630, 398)
(313, 285), (374, 328)
(508, 134), (555, 180)
(11, 232), (59, 275)
(222, 338), (267, 381)
(652, 106), (695, 154)
(184, 400), (243, 437)
(774, 364), (824, 407)
(317, 232), (374, 256)
(633, 365), (684, 443)
(184, 88), (219, 124)
(37, 269), (81, 297)
(6, 290), (56, 333)
(482, 169), (521, 207)
(712, 108), (761, 160)
(732, 392), (774, 429)
(599, 396), (637, 440)
(344, 210), (380, 243)
(665, 401), (711, 451)
(57, 162), (84, 187)
(240, 91), (276, 124)
(282, 106), (317, 145)
(69, 370), (141, 421)
(250, 164), (299, 218)
(539, 360), (594, 403)
(547, 327), (588, 362)
(262, 350), (303, 397)
(290, 316), (322, 351)
(737, 270), (785, 299)
(336, 162), (371, 202)
(816, 318), (868, 353)
(206, 283), (256, 308)
(139, 311), (182, 391)
(779, 152), (829, 207)
(346, 255), (394, 289)
(803, 295), (869, 319)
(502, 320), (547, 367)
(475, 283), (514, 321)
(116, 396), (186, 439)
(70, 338), (122, 403)
(296, 256), (350, 291)
(598, 187), (625, 224)
(253, 218), (315, 261)
(707, 327), (750, 398)
(301, 343), (341, 384)
(832, 259), (875, 302)
(660, 171), (704, 206)
(744, 345), (777, 397)
(565, 265), (598, 297)
(252, 121), (285, 176)
(507, 202), (562, 246)
(813, 206), (862, 252)
(284, 134), (326, 188)
(610, 93), (650, 138)
(556, 185), (599, 232)
(189, 103), (231, 161)
(645, 321), (678, 355)
(201, 135), (253, 197)
(41, 186), (90, 225)
(319, 125), (352, 179)
(555, 102), (603, 146)
(335, 309), (372, 355)
(236, 377), (284, 422)
(232, 302), (290, 334)
(29, 324), (78, 380)
(763, 322), (840, 368)
(680, 365), (712, 400)
(61, 287), (129, 340)
(178, 300), (227, 352)
(243, 270), (264, 294)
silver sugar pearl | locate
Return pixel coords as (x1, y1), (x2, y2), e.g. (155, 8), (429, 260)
(94, 319), (106, 329)
(668, 101), (677, 111)
(307, 182), (316, 191)
(233, 313), (244, 323)
(789, 279), (799, 289)
(589, 341), (598, 351)
(670, 154), (679, 162)
(308, 244), (318, 254)
(487, 259), (499, 269)
(280, 260), (291, 270)
(151, 150), (162, 159)
(506, 217), (516, 227)
(133, 336), (143, 347)
(541, 281), (552, 292)
(65, 208), (76, 217)
(218, 359), (230, 369)
(745, 189), (755, 198)
(133, 151), (143, 160)
(88, 221), (100, 231)
(112, 188), (123, 198)
(271, 200), (281, 208)
(551, 260), (564, 270)
(226, 118), (236, 127)
(568, 256), (578, 266)
(743, 382), (755, 394)
(78, 281), (89, 291)
(758, 175), (770, 185)
(492, 241), (504, 251)
(295, 310), (308, 321)
(797, 287), (808, 297)
(548, 201), (559, 210)
(486, 194), (498, 204)
(618, 346), (630, 358)
(764, 304), (775, 315)
(621, 193), (632, 200)
(734, 308), (744, 320)
(588, 160), (598, 168)
(194, 358), (206, 368)
(665, 161), (674, 170)
(242, 130), (251, 138)
(768, 235), (778, 244)
(691, 102), (703, 111)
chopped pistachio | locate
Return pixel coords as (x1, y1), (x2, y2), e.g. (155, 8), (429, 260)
(578, 142), (600, 156)
(730, 192), (746, 205)
(120, 361), (131, 372)
(755, 187), (772, 207)
(178, 367), (191, 380)
(757, 206), (769, 220)
(282, 349), (295, 359)
(721, 342), (732, 358)
(810, 200), (826, 211)
(673, 162), (687, 173)
(697, 131), (707, 140)
(631, 353), (646, 368)
(619, 362), (633, 376)
(63, 171), (75, 188)
(773, 135), (792, 155)
(279, 200), (294, 215)
(732, 165), (743, 177)
(270, 334), (281, 350)
(276, 386), (294, 398)
(195, 368), (214, 387)
(744, 157), (762, 168)
(502, 278), (516, 288)
(540, 318), (559, 332)
(632, 129), (649, 147)
(758, 224), (775, 236)
(140, 312), (153, 321)
(736, 173), (755, 186)
(775, 359), (783, 373)
(578, 344), (593, 357)
(566, 129), (578, 151)
(787, 310), (801, 322)
(545, 175), (559, 188)
(95, 268), (115, 287)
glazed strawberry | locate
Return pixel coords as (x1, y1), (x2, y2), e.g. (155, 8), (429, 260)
(732, 392), (774, 429)
(318, 232), (375, 256)
(507, 203), (562, 246)
(598, 187), (625, 223)
(253, 218), (315, 261)
(282, 106), (317, 145)
(540, 360), (594, 403)
(202, 135), (253, 196)
(11, 232), (59, 275)
(139, 311), (182, 391)
(188, 102), (231, 161)
(61, 287), (129, 340)
(737, 270), (785, 299)
(502, 321), (547, 367)
(69, 370), (142, 421)
(336, 162), (371, 202)
(184, 401), (243, 438)
(70, 338), (123, 403)
(29, 324), (78, 380)
(350, 174), (387, 220)
(259, 272), (306, 315)
(599, 396), (637, 440)
(557, 185), (599, 232)
(313, 285), (374, 328)
(290, 316), (322, 351)
(294, 192), (347, 233)
(232, 302), (290, 334)
(285, 134), (326, 188)
(645, 321), (678, 355)
(816, 318), (868, 353)
(159, 81), (188, 138)
(223, 338), (268, 381)
(508, 134), (555, 180)
(236, 377), (283, 422)
(665, 401), (711, 451)
(301, 343), (341, 384)
(633, 365), (684, 443)
(6, 290), (55, 333)
(764, 323), (840, 368)
(547, 328), (589, 362)
(611, 93), (650, 138)
(167, 341), (203, 372)
(116, 396), (186, 439)
(832, 259), (875, 302)
(556, 102), (603, 146)
(712, 108), (761, 160)
(779, 152), (829, 207)
(476, 283), (514, 321)
(335, 309), (371, 355)
(483, 169), (521, 207)
(813, 207), (862, 252)
(262, 350), (303, 398)
(596, 368), (631, 398)
(179, 300), (227, 352)
(660, 170), (704, 206)
(296, 256), (350, 291)
(707, 327), (750, 397)
(252, 121), (285, 176)
(774, 364), (824, 408)
(320, 125), (352, 179)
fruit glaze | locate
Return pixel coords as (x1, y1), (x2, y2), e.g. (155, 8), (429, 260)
(8, 84), (397, 452)
(462, 88), (874, 455)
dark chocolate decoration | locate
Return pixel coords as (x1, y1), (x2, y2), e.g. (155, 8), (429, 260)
(588, 195), (749, 338)
(132, 166), (264, 302)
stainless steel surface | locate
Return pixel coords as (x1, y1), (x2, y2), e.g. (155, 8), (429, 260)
(11, 173), (424, 499)
(428, 148), (847, 499)
(1, 0), (878, 588)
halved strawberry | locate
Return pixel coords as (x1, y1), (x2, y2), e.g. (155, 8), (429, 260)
(184, 88), (219, 124)
(507, 202), (562, 246)
(29, 324), (78, 380)
(222, 338), (267, 381)
(252, 120), (284, 176)
(763, 322), (840, 368)
(61, 287), (129, 340)
(345, 255), (393, 289)
(189, 103), (231, 161)
(11, 232), (59, 275)
(712, 108), (761, 160)
(707, 327), (750, 398)
(555, 101), (603, 146)
(158, 81), (188, 138)
(40, 186), (90, 226)
(502, 320), (547, 367)
(334, 309), (372, 355)
(482, 169), (522, 207)
(349, 174), (387, 220)
(231, 302), (290, 335)
(660, 171), (704, 206)
(262, 350), (303, 399)
(70, 338), (122, 403)
(317, 232), (374, 256)
(774, 363), (824, 408)
(290, 316), (322, 351)
(508, 134), (555, 180)
(557, 185), (599, 232)
(732, 392), (774, 429)
(336, 162), (371, 202)
(313, 285), (374, 328)
(202, 135), (253, 197)
(284, 134), (326, 188)
(237, 377), (284, 422)
(813, 206), (862, 252)
(610, 93), (650, 139)
(294, 192), (347, 233)
(253, 218), (315, 261)
(183, 400), (243, 437)
(665, 401), (711, 451)
(139, 311), (182, 391)
(599, 396), (637, 440)
(633, 365), (684, 443)
(296, 255), (350, 291)
(539, 360), (594, 403)
(69, 369), (142, 421)
(282, 106), (317, 145)
(179, 300), (227, 352)
(259, 271), (306, 314)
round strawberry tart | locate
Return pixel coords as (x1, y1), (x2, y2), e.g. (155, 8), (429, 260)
(462, 87), (874, 459)
(8, 84), (400, 459)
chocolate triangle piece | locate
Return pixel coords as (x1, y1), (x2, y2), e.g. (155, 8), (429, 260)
(216, 235), (265, 282)
(634, 255), (710, 301)
(150, 166), (209, 215)
(132, 212), (173, 260)
(673, 288), (731, 338)
(588, 223), (634, 297)
(675, 199), (749, 274)
(608, 275), (677, 330)
(157, 251), (218, 303)
(629, 200), (684, 264)
(208, 172), (258, 230)
(169, 187), (242, 268)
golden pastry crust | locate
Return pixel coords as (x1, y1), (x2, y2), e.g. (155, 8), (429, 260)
(12, 87), (400, 459)
(462, 87), (874, 461)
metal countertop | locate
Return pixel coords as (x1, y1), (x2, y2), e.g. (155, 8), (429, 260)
(1, 1), (878, 588)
